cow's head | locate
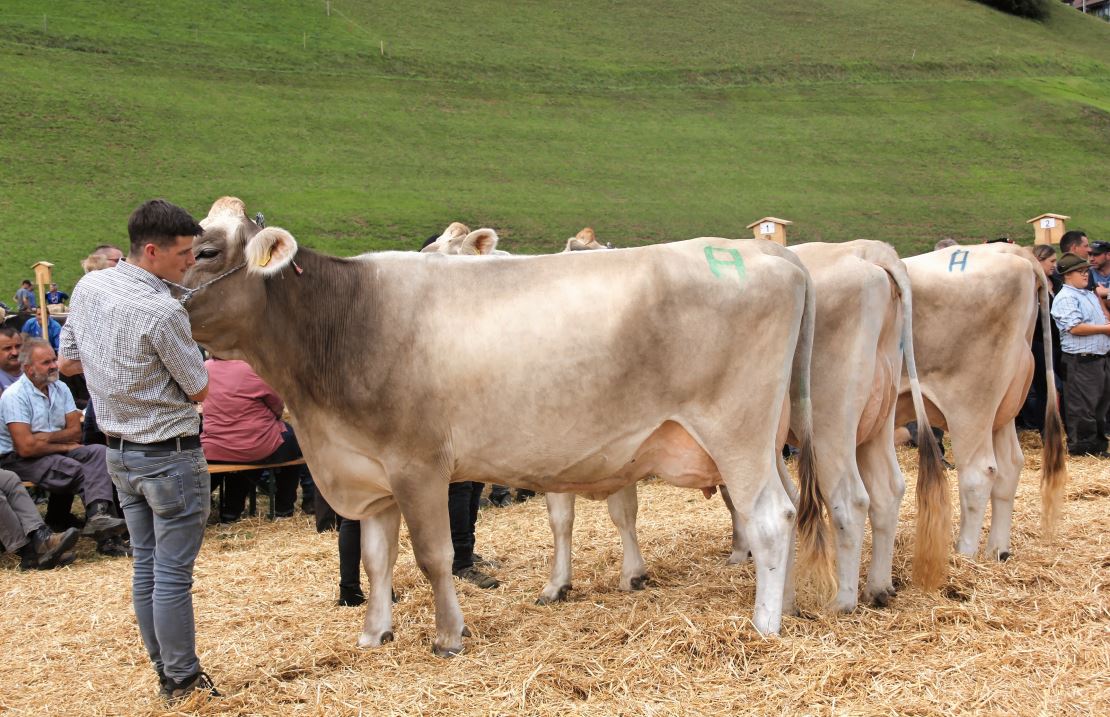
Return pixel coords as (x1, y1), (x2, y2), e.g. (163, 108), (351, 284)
(183, 196), (298, 355)
(420, 222), (501, 255)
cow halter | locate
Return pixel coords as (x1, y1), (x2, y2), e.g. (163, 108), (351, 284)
(162, 262), (246, 306)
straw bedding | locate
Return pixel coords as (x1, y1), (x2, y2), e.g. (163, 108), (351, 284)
(1, 435), (1107, 716)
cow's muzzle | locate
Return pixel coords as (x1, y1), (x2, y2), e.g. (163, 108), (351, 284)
(163, 262), (246, 306)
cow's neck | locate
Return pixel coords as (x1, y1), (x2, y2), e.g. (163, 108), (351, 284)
(240, 248), (388, 414)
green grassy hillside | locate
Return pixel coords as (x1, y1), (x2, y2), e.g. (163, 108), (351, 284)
(1, 0), (1108, 295)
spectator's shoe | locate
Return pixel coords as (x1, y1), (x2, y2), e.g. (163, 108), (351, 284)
(337, 589), (366, 607)
(160, 671), (220, 703)
(82, 502), (127, 539)
(300, 497), (315, 516)
(488, 493), (512, 508)
(96, 535), (132, 558)
(513, 489), (536, 503)
(19, 526), (80, 570)
(453, 566), (500, 589)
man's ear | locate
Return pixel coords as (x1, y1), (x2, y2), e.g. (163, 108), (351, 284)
(245, 228), (299, 276)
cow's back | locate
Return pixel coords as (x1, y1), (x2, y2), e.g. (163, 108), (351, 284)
(898, 244), (1038, 432)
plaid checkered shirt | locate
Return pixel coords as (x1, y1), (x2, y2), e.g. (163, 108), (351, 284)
(59, 260), (208, 443)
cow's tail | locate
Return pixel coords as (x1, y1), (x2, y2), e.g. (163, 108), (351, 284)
(884, 256), (950, 592)
(791, 261), (836, 603)
(1036, 269), (1068, 540)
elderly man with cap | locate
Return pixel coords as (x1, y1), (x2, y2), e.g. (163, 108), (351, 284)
(1050, 252), (1110, 458)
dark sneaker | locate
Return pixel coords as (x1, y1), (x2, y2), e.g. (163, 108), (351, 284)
(96, 535), (133, 558)
(160, 670), (220, 702)
(453, 566), (500, 589)
(82, 505), (127, 539)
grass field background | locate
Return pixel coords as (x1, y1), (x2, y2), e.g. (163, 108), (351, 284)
(1, 0), (1109, 294)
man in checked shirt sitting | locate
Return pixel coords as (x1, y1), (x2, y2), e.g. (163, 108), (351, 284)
(60, 199), (220, 703)
(1050, 252), (1110, 459)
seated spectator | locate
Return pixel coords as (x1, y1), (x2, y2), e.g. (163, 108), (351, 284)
(0, 327), (23, 392)
(44, 284), (68, 307)
(21, 315), (62, 352)
(1050, 253), (1110, 457)
(0, 468), (79, 570)
(201, 357), (314, 521)
(0, 338), (127, 546)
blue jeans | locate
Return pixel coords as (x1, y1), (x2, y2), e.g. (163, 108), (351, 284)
(108, 447), (210, 682)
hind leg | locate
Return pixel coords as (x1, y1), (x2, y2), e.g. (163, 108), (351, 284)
(950, 428), (997, 557)
(357, 503), (402, 648)
(985, 424), (1023, 561)
(856, 432), (906, 607)
(607, 484), (649, 591)
(538, 493), (575, 604)
(819, 451), (868, 614)
(720, 486), (751, 564)
(740, 472), (795, 635)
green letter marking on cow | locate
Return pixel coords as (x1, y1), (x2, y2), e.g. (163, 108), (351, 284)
(705, 246), (746, 284)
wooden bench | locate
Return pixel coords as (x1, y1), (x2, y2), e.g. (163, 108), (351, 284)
(208, 458), (307, 521)
(21, 457), (308, 522)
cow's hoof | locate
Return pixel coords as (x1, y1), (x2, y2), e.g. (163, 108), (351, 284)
(629, 575), (650, 591)
(868, 590), (893, 609)
(461, 625), (472, 638)
(997, 551), (1012, 562)
(357, 631), (393, 649)
(726, 550), (752, 565)
(535, 585), (571, 605)
(433, 643), (464, 658)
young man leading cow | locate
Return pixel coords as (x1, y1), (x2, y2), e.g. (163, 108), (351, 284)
(60, 199), (219, 703)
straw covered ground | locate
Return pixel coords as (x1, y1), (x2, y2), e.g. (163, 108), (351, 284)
(1, 435), (1107, 716)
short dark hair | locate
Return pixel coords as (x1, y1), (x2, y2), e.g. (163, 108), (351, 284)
(127, 200), (203, 256)
(20, 279), (31, 287)
(0, 326), (20, 340)
(1060, 230), (1088, 254)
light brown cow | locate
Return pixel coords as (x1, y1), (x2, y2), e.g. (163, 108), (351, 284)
(540, 240), (949, 611)
(896, 243), (1067, 562)
(183, 198), (832, 654)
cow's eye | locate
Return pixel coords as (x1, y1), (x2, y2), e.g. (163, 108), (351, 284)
(196, 248), (220, 260)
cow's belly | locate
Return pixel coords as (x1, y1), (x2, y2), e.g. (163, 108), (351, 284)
(546, 421), (721, 498)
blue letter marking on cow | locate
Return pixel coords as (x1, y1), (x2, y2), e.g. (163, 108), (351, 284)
(948, 250), (970, 273)
(705, 246), (746, 284)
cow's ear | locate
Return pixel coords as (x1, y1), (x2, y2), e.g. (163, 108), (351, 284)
(245, 227), (298, 276)
(460, 228), (499, 255)
(443, 222), (470, 241)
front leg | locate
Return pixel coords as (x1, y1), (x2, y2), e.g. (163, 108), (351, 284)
(395, 481), (466, 656)
(607, 484), (648, 590)
(538, 492), (575, 604)
(357, 504), (401, 648)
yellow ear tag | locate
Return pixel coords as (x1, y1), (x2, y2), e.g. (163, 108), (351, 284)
(257, 246), (273, 267)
